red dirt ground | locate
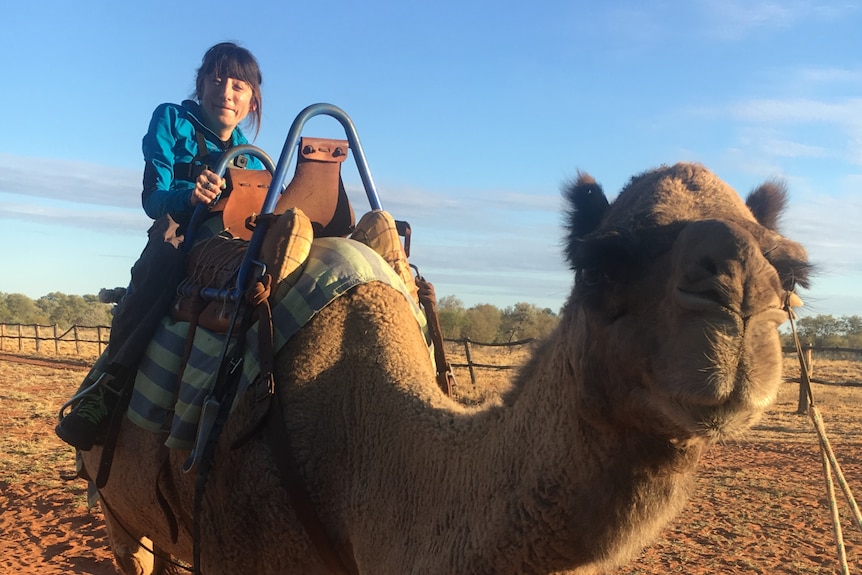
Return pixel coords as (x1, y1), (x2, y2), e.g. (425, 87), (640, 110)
(2, 355), (862, 574)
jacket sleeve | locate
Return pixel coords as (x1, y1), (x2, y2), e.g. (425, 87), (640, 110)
(141, 104), (195, 220)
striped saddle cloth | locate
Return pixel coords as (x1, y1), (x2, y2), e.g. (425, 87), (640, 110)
(118, 236), (427, 449)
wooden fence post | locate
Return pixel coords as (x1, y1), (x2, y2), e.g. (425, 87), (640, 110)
(73, 325), (80, 356)
(97, 326), (104, 355)
(53, 324), (59, 354)
(0, 323), (5, 351)
(463, 338), (477, 386)
(35, 324), (41, 353)
(17, 324), (22, 352)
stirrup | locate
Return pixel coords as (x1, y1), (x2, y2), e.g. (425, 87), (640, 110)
(57, 372), (118, 421)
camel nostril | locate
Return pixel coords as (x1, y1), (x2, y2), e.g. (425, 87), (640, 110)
(699, 257), (718, 276)
(676, 256), (739, 311)
(676, 285), (730, 311)
(672, 220), (753, 312)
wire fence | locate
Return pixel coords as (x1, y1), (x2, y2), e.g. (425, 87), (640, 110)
(443, 337), (536, 386)
(2, 323), (861, 386)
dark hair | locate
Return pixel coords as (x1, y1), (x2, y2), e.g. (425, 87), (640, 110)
(194, 42), (263, 138)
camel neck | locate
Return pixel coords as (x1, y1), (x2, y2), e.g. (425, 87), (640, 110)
(368, 326), (703, 573)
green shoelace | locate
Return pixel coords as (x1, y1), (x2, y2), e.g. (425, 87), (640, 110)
(73, 386), (110, 424)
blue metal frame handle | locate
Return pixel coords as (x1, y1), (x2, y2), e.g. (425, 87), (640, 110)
(233, 103), (382, 301)
(264, 102), (383, 214)
(213, 144), (276, 176)
(186, 104), (381, 305)
(214, 144), (276, 177)
(184, 145), (275, 250)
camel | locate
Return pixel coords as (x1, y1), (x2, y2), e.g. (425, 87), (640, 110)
(79, 162), (810, 575)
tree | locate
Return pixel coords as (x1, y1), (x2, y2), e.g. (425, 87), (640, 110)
(839, 316), (862, 348)
(499, 302), (558, 342)
(795, 314), (843, 348)
(36, 292), (113, 327)
(437, 295), (466, 339)
(463, 304), (501, 343)
(0, 291), (113, 327)
(0, 293), (45, 324)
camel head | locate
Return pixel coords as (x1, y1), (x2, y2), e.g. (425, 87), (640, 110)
(563, 163), (810, 443)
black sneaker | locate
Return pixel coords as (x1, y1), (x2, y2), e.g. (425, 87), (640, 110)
(55, 385), (114, 451)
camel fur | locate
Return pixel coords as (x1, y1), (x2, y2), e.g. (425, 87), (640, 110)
(80, 162), (810, 574)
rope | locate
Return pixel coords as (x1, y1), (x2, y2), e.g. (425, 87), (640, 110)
(246, 273), (272, 305)
(177, 236), (247, 295)
(786, 296), (861, 575)
(97, 490), (192, 572)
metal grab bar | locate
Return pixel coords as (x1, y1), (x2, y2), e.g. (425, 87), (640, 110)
(265, 102), (383, 214)
(186, 103), (382, 305)
(213, 144), (276, 178)
(184, 145), (275, 251)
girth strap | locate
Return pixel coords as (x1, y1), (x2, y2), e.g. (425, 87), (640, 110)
(95, 368), (136, 488)
(416, 275), (455, 397)
(253, 275), (357, 573)
(264, 378), (360, 575)
(251, 277), (358, 573)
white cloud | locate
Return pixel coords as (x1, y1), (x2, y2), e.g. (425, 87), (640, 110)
(0, 154), (574, 309)
(783, 194), (862, 304)
(698, 0), (857, 40)
(690, 95), (862, 171)
(0, 193), (149, 234)
(795, 67), (862, 87)
(0, 153), (141, 209)
(759, 138), (828, 159)
(730, 98), (862, 126)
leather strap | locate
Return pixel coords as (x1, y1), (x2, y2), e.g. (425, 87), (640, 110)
(192, 292), (258, 574)
(265, 379), (359, 575)
(95, 369), (136, 488)
(274, 137), (355, 238)
(251, 278), (357, 574)
(191, 276), (291, 575)
(416, 276), (455, 397)
(155, 442), (180, 544)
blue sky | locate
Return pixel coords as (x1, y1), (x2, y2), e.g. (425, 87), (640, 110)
(2, 1), (860, 317)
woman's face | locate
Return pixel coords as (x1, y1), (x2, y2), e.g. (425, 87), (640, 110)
(198, 73), (256, 140)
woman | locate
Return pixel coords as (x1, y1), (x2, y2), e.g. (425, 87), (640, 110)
(56, 42), (265, 451)
(142, 41), (264, 225)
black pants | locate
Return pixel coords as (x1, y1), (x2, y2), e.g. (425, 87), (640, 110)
(105, 215), (187, 370)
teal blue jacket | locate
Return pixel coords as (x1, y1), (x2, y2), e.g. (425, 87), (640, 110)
(141, 100), (263, 223)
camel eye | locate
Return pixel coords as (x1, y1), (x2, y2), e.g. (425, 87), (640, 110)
(572, 229), (640, 285)
(579, 268), (607, 286)
(778, 265), (809, 292)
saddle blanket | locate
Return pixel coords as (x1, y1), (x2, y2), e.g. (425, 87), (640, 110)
(117, 237), (427, 449)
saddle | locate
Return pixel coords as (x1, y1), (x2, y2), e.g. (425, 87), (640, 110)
(170, 135), (448, 393)
(171, 136), (355, 332)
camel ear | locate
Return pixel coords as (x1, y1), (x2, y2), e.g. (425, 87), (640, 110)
(564, 171), (610, 268)
(565, 172), (610, 237)
(746, 180), (788, 231)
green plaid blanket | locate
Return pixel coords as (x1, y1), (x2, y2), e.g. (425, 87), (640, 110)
(121, 236), (427, 449)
